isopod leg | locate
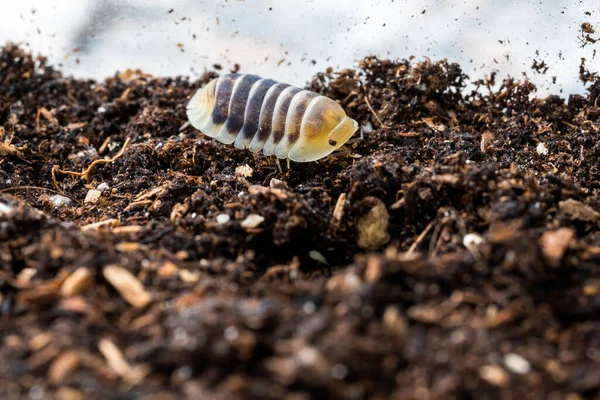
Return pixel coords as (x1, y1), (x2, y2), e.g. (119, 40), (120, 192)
(345, 127), (364, 144)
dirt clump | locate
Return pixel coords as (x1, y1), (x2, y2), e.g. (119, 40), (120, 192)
(2, 43), (600, 399)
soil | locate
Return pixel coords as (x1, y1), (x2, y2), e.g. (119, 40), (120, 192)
(1, 43), (600, 399)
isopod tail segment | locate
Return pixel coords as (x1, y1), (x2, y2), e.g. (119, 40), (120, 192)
(186, 74), (359, 163)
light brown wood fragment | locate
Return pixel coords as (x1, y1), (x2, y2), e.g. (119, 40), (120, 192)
(98, 338), (147, 385)
(357, 197), (390, 250)
(61, 267), (92, 297)
(330, 193), (347, 232)
(29, 332), (53, 351)
(84, 189), (102, 204)
(480, 130), (494, 153)
(111, 225), (143, 234)
(479, 365), (509, 387)
(48, 351), (80, 384)
(55, 387), (84, 400)
(80, 218), (120, 232)
(115, 242), (141, 252)
(539, 227), (574, 267)
(103, 265), (152, 309)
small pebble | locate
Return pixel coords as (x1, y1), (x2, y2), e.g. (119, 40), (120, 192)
(536, 142), (548, 155)
(49, 194), (72, 208)
(0, 201), (13, 215)
(309, 250), (329, 265)
(224, 326), (239, 341)
(85, 189), (102, 204)
(302, 301), (317, 314)
(331, 363), (348, 380)
(28, 386), (44, 400)
(297, 347), (319, 366)
(216, 213), (230, 224)
(269, 178), (287, 189)
(235, 164), (253, 178)
(240, 214), (264, 229)
(463, 233), (484, 248)
(504, 353), (531, 374)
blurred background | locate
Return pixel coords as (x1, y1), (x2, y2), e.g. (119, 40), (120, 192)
(0, 0), (598, 96)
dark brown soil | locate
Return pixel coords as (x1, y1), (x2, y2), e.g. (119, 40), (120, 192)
(2, 43), (600, 399)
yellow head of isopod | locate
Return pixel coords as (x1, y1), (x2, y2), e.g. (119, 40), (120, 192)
(288, 97), (358, 162)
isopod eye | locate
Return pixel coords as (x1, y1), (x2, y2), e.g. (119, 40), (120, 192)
(328, 139), (337, 146)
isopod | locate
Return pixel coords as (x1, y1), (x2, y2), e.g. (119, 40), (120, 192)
(186, 74), (358, 162)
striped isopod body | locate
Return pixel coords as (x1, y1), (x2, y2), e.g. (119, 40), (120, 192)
(186, 74), (359, 162)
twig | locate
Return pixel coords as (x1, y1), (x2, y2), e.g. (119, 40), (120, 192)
(52, 138), (131, 192)
(494, 81), (520, 102)
(406, 220), (435, 258)
(0, 185), (82, 206)
(362, 86), (386, 128)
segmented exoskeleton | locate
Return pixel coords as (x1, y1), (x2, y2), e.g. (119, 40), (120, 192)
(186, 74), (358, 162)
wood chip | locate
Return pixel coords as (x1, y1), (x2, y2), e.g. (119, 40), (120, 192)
(357, 197), (390, 250)
(382, 306), (407, 336)
(158, 261), (179, 277)
(240, 214), (265, 229)
(134, 186), (163, 202)
(66, 122), (88, 130)
(16, 269), (69, 305)
(235, 164), (253, 178)
(29, 332), (53, 351)
(48, 351), (80, 384)
(61, 267), (92, 297)
(39, 106), (59, 126)
(432, 174), (460, 185)
(365, 256), (382, 281)
(57, 296), (89, 314)
(111, 225), (143, 234)
(84, 189), (102, 204)
(583, 281), (600, 296)
(98, 338), (146, 385)
(28, 344), (60, 369)
(80, 218), (120, 232)
(539, 227), (574, 267)
(115, 242), (141, 252)
(485, 307), (513, 328)
(407, 305), (439, 323)
(559, 199), (600, 222)
(55, 387), (84, 400)
(330, 193), (347, 232)
(103, 265), (152, 309)
(269, 178), (287, 189)
(480, 130), (494, 153)
(179, 269), (200, 283)
(479, 365), (509, 387)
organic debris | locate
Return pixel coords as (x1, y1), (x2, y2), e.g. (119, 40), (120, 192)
(1, 43), (600, 399)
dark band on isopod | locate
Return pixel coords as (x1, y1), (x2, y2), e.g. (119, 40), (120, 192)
(211, 74), (241, 125)
(240, 79), (278, 139)
(270, 87), (302, 145)
(287, 92), (319, 145)
(225, 75), (262, 134)
(255, 83), (291, 142)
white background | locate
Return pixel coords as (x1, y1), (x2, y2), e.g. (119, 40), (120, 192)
(0, 0), (598, 96)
